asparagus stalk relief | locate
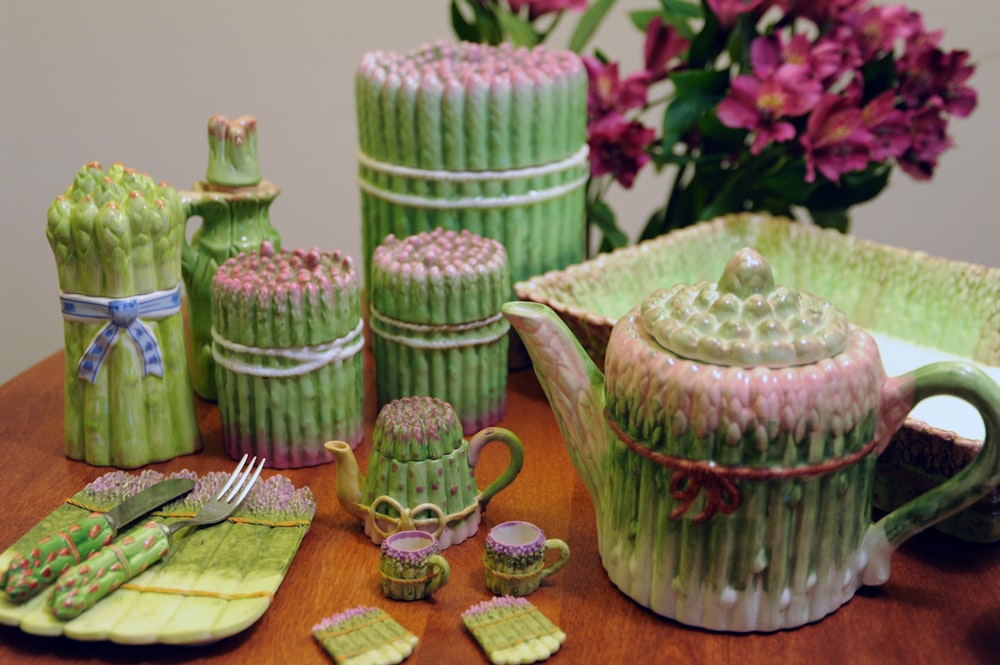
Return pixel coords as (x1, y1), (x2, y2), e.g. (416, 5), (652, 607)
(46, 162), (201, 468)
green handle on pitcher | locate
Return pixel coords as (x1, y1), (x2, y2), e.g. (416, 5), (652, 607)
(863, 361), (1000, 585)
(469, 427), (525, 511)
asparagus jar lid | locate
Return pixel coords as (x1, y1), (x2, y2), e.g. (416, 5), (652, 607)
(639, 247), (849, 368)
(371, 396), (465, 462)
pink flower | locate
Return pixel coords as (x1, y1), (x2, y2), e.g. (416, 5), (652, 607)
(707, 0), (764, 30)
(800, 94), (873, 183)
(846, 4), (922, 59)
(898, 44), (977, 118)
(587, 112), (656, 188)
(784, 0), (866, 24)
(507, 0), (585, 20)
(716, 65), (822, 154)
(897, 106), (953, 180)
(862, 91), (909, 162)
(583, 56), (649, 117)
(643, 17), (690, 81)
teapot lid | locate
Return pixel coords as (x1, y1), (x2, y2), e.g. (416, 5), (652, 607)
(372, 396), (465, 461)
(640, 247), (848, 368)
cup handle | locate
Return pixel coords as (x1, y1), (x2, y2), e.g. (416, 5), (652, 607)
(862, 361), (1000, 585)
(179, 190), (230, 281)
(469, 427), (525, 511)
(424, 554), (450, 594)
(539, 538), (570, 580)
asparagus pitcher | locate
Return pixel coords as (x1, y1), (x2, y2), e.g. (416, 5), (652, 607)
(181, 115), (282, 400)
(47, 162), (202, 468)
(503, 247), (1000, 632)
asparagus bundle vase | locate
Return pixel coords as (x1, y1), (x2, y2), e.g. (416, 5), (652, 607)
(355, 41), (588, 299)
(370, 228), (510, 433)
(181, 115), (281, 400)
(212, 243), (364, 468)
(46, 162), (201, 468)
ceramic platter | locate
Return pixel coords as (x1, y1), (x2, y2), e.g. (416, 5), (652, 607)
(0, 471), (315, 645)
(515, 213), (1000, 542)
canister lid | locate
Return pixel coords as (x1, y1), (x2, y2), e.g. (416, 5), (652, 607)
(372, 396), (465, 461)
(640, 247), (848, 367)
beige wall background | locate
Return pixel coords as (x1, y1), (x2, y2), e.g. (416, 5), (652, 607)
(1, 0), (997, 384)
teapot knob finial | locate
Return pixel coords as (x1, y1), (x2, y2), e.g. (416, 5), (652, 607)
(717, 247), (775, 298)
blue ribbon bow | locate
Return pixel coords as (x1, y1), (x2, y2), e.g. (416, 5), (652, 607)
(60, 285), (182, 384)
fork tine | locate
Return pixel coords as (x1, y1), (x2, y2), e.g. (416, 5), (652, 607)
(216, 453), (250, 500)
(231, 457), (266, 505)
(221, 456), (258, 503)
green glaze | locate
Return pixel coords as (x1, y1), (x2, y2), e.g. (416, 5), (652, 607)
(483, 521), (569, 597)
(49, 521), (169, 620)
(370, 228), (510, 433)
(378, 531), (450, 601)
(326, 395), (524, 549)
(502, 248), (1000, 632)
(356, 41), (588, 298)
(3, 515), (113, 602)
(212, 245), (364, 468)
(462, 596), (565, 665)
(313, 606), (418, 664)
(181, 115), (281, 400)
(46, 162), (201, 468)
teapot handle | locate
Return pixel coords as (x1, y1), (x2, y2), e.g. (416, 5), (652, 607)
(862, 361), (1000, 586)
(469, 427), (525, 512)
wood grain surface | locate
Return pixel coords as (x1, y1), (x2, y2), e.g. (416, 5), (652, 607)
(0, 351), (998, 664)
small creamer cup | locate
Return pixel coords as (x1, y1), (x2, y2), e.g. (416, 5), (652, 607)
(378, 530), (450, 601)
(484, 521), (569, 597)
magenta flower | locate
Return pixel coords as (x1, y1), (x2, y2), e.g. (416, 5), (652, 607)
(707, 0), (764, 29)
(898, 44), (978, 118)
(862, 91), (909, 162)
(587, 112), (656, 188)
(643, 17), (690, 81)
(846, 4), (922, 59)
(897, 106), (953, 180)
(507, 0), (585, 20)
(717, 64), (821, 154)
(583, 56), (649, 118)
(800, 94), (873, 183)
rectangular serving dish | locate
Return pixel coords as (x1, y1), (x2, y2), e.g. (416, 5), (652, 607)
(515, 213), (1000, 542)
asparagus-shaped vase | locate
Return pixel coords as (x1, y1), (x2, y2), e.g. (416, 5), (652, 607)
(181, 115), (281, 400)
(355, 41), (588, 299)
(370, 228), (510, 433)
(212, 243), (364, 467)
(46, 162), (202, 468)
(503, 247), (1000, 631)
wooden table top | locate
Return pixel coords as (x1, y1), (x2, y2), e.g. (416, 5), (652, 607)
(1, 350), (999, 665)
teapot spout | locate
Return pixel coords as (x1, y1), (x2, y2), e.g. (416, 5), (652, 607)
(324, 440), (369, 523)
(501, 301), (607, 505)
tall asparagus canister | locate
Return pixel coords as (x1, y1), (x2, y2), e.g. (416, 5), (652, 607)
(182, 115), (281, 400)
(212, 243), (365, 468)
(355, 40), (588, 298)
(370, 227), (510, 433)
(46, 162), (202, 468)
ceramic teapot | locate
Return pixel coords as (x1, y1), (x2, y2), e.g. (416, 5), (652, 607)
(501, 247), (1000, 632)
(325, 395), (524, 549)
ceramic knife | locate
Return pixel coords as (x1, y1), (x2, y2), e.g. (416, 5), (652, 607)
(2, 477), (194, 602)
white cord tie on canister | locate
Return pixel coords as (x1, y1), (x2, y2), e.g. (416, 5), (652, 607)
(368, 305), (510, 350)
(356, 145), (589, 210)
(211, 318), (365, 378)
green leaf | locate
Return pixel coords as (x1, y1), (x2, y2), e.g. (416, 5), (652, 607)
(860, 53), (898, 103)
(496, 11), (540, 47)
(659, 95), (707, 158)
(809, 208), (851, 233)
(669, 68), (729, 95)
(469, 0), (504, 45)
(686, 0), (721, 68)
(629, 9), (662, 31)
(568, 0), (618, 53)
(804, 164), (892, 211)
(450, 0), (482, 43)
(587, 199), (629, 250)
(659, 0), (702, 19)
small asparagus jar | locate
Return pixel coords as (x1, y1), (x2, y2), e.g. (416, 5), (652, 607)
(46, 162), (202, 468)
(369, 228), (510, 433)
(211, 243), (364, 468)
(355, 40), (588, 297)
